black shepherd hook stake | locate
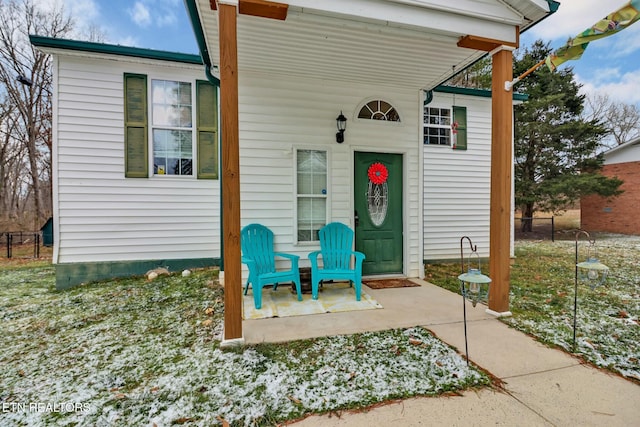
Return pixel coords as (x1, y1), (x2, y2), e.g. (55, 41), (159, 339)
(460, 236), (476, 366)
(460, 236), (476, 275)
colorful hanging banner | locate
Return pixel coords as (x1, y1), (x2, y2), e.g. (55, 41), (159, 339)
(545, 0), (640, 71)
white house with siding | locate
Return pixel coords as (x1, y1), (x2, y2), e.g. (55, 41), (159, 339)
(31, 0), (555, 302)
(32, 36), (523, 289)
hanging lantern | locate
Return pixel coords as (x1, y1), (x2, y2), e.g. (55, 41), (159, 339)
(577, 257), (609, 289)
(457, 236), (491, 365)
(572, 230), (610, 350)
(458, 267), (491, 307)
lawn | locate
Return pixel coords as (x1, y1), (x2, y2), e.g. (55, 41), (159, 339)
(3, 234), (638, 426)
(1, 263), (489, 426)
(426, 233), (640, 382)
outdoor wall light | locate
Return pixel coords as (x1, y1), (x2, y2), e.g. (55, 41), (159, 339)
(573, 230), (609, 350)
(336, 111), (347, 143)
(458, 236), (491, 365)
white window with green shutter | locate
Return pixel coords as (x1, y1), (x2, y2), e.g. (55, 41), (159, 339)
(124, 74), (218, 179)
(423, 105), (467, 150)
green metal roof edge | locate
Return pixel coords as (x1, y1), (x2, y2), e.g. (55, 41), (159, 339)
(29, 34), (204, 65)
(433, 85), (528, 101)
(546, 0), (560, 13)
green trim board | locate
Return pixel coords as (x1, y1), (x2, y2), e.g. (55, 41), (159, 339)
(433, 85), (529, 101)
(55, 258), (221, 290)
(29, 35), (203, 65)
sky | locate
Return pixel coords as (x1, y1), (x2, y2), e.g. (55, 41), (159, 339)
(54, 0), (640, 107)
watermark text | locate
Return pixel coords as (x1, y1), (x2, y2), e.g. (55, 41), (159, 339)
(2, 402), (90, 413)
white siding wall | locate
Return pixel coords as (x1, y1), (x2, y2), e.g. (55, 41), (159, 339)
(53, 56), (499, 275)
(423, 93), (492, 260)
(605, 140), (640, 165)
(239, 71), (423, 277)
(54, 55), (220, 263)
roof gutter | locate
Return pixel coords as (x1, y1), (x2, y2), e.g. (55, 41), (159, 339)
(183, 0), (224, 270)
(183, 0), (220, 86)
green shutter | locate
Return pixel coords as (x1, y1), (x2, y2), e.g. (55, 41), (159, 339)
(124, 73), (148, 177)
(196, 80), (218, 179)
(453, 106), (467, 151)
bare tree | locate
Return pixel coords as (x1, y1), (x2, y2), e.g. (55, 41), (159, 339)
(0, 0), (74, 229)
(584, 93), (640, 147)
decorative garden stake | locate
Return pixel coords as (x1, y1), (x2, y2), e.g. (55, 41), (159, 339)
(573, 230), (609, 351)
(458, 236), (491, 365)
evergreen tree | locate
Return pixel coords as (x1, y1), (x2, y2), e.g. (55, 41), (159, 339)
(513, 40), (623, 231)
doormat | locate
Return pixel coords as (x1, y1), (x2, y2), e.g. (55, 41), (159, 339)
(243, 281), (382, 320)
(363, 278), (421, 289)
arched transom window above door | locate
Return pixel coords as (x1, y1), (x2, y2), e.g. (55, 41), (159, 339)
(358, 100), (401, 122)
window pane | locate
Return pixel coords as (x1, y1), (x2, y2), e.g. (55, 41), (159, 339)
(297, 197), (326, 242)
(297, 150), (326, 195)
(387, 109), (400, 122)
(181, 159), (193, 175)
(179, 82), (192, 104)
(424, 106), (452, 145)
(358, 100), (400, 122)
(180, 106), (192, 127)
(442, 114), (450, 126)
(297, 149), (327, 242)
(152, 80), (192, 127)
(153, 129), (193, 176)
(166, 158), (179, 175)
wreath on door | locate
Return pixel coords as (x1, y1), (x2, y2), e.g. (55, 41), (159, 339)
(367, 162), (388, 185)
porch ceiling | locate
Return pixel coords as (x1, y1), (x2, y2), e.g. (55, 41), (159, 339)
(197, 0), (552, 89)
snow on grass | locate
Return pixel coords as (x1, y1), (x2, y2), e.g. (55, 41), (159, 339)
(0, 267), (489, 426)
(503, 234), (640, 382)
(425, 234), (639, 383)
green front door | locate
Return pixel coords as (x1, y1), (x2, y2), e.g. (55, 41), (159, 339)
(354, 152), (403, 275)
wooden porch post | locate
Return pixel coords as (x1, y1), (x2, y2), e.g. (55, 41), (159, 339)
(488, 47), (514, 316)
(218, 0), (243, 344)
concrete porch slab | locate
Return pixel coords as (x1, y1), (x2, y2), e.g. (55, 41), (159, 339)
(243, 278), (493, 344)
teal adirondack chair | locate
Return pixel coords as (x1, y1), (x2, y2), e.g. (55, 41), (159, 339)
(241, 224), (303, 309)
(308, 222), (366, 301)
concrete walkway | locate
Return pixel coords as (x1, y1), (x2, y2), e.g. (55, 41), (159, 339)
(243, 279), (640, 426)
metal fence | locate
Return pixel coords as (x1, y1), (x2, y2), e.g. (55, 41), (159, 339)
(514, 217), (555, 242)
(1, 232), (41, 258)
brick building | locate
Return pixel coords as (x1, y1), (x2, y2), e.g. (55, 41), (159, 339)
(581, 137), (640, 235)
